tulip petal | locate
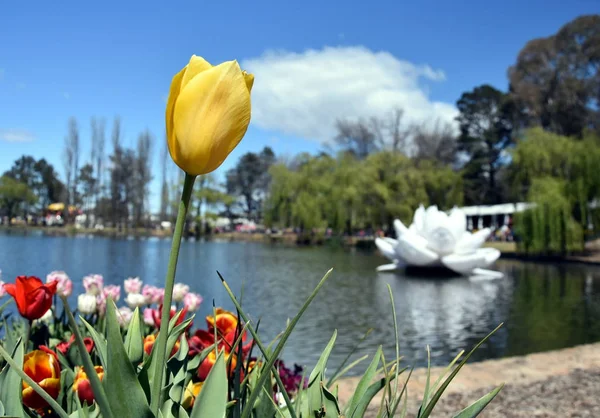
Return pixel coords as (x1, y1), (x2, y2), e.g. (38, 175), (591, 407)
(243, 71), (254, 92)
(166, 67), (186, 163)
(181, 55), (213, 90)
(173, 60), (251, 175)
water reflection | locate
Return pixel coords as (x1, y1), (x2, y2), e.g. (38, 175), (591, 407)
(1, 232), (600, 375)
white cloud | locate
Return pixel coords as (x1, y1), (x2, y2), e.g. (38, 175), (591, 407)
(242, 46), (458, 142)
(0, 129), (36, 143)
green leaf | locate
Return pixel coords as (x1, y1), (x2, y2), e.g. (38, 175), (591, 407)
(327, 328), (372, 387)
(309, 330), (337, 385)
(221, 268), (334, 418)
(452, 384), (504, 418)
(327, 355), (369, 389)
(62, 296), (113, 418)
(417, 345), (432, 418)
(124, 308), (144, 364)
(419, 323), (503, 418)
(104, 299), (154, 418)
(307, 331), (338, 416)
(320, 383), (341, 416)
(346, 345), (382, 418)
(0, 400), (5, 416)
(0, 340), (24, 418)
(351, 372), (398, 418)
(80, 317), (108, 370)
(190, 351), (227, 418)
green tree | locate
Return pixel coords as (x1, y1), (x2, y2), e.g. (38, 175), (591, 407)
(456, 84), (515, 204)
(3, 156), (64, 212)
(226, 147), (275, 220)
(0, 176), (38, 221)
(508, 15), (600, 137)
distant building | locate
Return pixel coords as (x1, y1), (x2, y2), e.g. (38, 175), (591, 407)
(458, 203), (535, 230)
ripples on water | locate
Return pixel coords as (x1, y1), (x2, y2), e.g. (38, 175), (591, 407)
(1, 231), (600, 375)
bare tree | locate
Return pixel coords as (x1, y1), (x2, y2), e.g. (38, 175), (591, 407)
(110, 117), (122, 228)
(63, 118), (80, 216)
(334, 119), (379, 159)
(388, 108), (408, 152)
(91, 117), (106, 208)
(133, 130), (153, 227)
(410, 119), (458, 166)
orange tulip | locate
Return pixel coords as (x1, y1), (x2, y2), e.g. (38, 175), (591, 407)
(144, 334), (180, 358)
(197, 350), (237, 381)
(206, 308), (238, 336)
(22, 349), (61, 410)
(73, 366), (104, 405)
(4, 276), (58, 320)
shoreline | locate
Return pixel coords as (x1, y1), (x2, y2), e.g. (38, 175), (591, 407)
(2, 226), (600, 266)
(336, 342), (600, 417)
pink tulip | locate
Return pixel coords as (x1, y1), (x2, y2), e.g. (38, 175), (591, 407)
(46, 271), (73, 297)
(124, 277), (143, 294)
(143, 308), (155, 326)
(117, 307), (133, 327)
(142, 285), (164, 305)
(172, 283), (190, 302)
(183, 292), (203, 312)
(83, 274), (104, 296)
(103, 285), (121, 302)
(96, 293), (107, 316)
(0, 280), (6, 298)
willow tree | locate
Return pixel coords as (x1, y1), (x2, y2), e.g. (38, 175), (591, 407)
(510, 128), (600, 253)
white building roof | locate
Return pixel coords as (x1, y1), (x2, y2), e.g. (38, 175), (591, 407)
(458, 202), (536, 216)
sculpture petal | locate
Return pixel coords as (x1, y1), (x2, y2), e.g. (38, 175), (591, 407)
(375, 237), (398, 261)
(455, 228), (492, 254)
(393, 219), (408, 238)
(395, 235), (439, 266)
(441, 248), (501, 275)
(448, 207), (467, 242)
(412, 205), (426, 235)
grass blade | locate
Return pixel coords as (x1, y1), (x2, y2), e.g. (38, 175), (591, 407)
(419, 323), (503, 418)
(452, 384), (504, 418)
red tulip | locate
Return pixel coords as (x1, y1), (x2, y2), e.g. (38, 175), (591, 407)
(56, 335), (95, 356)
(4, 276), (57, 320)
(152, 305), (188, 328)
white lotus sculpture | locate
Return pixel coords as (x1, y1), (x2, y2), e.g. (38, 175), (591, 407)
(375, 205), (502, 278)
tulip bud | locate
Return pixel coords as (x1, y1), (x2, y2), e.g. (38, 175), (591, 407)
(78, 294), (97, 314)
(73, 366), (104, 405)
(182, 381), (203, 409)
(172, 283), (190, 302)
(125, 292), (147, 308)
(124, 277), (143, 294)
(46, 271), (73, 297)
(22, 349), (61, 410)
(82, 274), (104, 296)
(102, 284), (121, 302)
(183, 292), (203, 311)
(166, 56), (253, 175)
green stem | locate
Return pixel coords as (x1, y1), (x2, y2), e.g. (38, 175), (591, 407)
(61, 295), (114, 418)
(150, 172), (196, 414)
(24, 320), (31, 352)
(0, 343), (70, 418)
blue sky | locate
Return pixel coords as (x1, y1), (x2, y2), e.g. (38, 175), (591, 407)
(1, 0), (597, 212)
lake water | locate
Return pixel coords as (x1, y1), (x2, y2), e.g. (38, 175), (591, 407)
(1, 231), (600, 375)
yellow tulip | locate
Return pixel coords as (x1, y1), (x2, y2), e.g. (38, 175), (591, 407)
(182, 380), (204, 409)
(166, 55), (254, 176)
